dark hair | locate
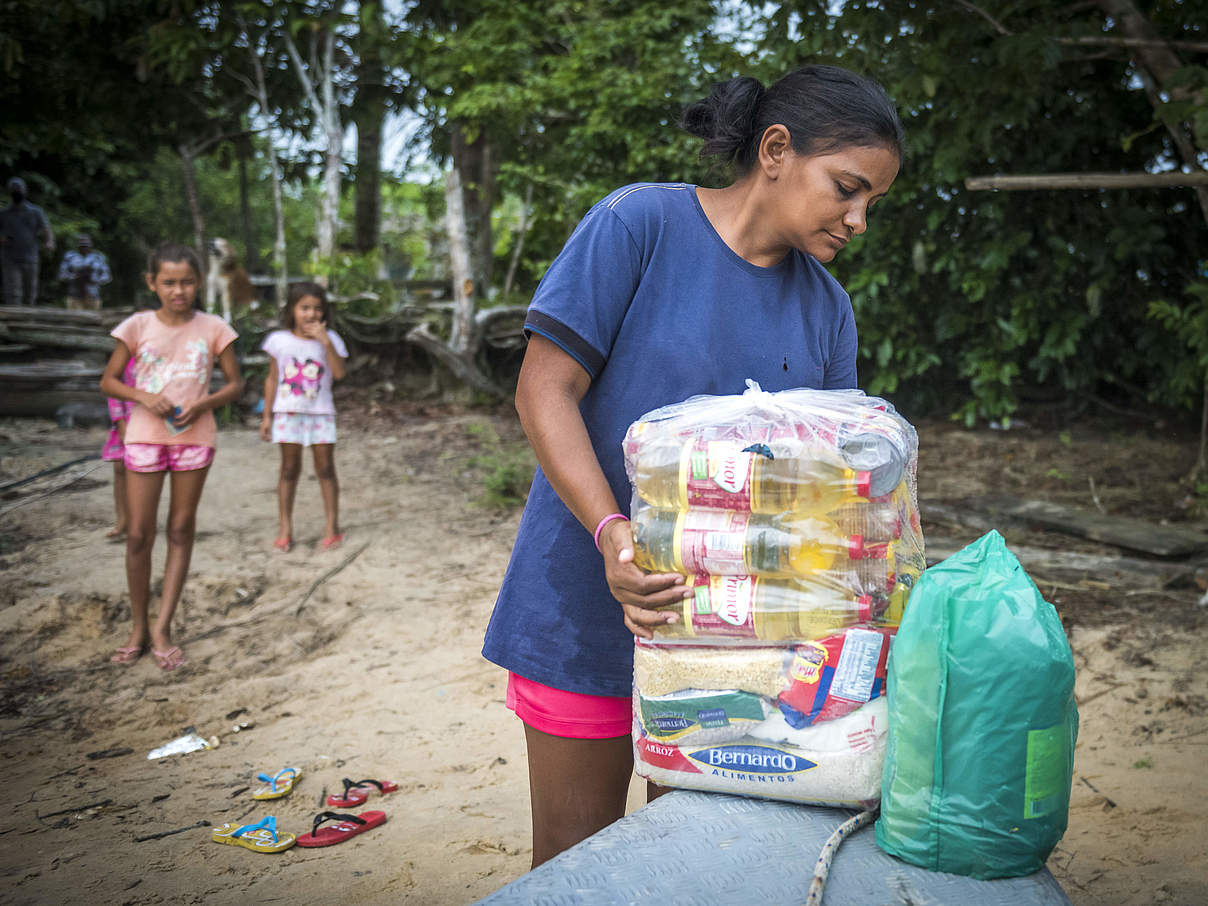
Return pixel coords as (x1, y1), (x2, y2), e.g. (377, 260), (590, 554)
(681, 65), (904, 175)
(146, 242), (204, 281)
(283, 281), (329, 330)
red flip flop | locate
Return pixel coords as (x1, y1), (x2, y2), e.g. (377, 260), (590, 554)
(326, 777), (398, 808)
(295, 810), (385, 848)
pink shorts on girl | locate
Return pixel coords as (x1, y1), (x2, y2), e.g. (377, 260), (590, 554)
(124, 443), (215, 473)
(506, 672), (632, 739)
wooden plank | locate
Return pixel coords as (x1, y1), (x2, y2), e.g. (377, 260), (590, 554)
(0, 305), (103, 325)
(960, 495), (1208, 558)
(6, 328), (115, 353)
(0, 361), (106, 383)
(965, 171), (1208, 191)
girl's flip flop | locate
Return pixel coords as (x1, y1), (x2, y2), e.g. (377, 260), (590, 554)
(252, 767), (302, 800)
(325, 777), (399, 808)
(152, 646), (185, 671)
(211, 816), (296, 853)
(295, 810), (386, 848)
(110, 645), (143, 664)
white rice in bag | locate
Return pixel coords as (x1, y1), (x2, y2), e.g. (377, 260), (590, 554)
(634, 698), (887, 807)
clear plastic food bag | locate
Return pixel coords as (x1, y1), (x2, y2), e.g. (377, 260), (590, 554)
(623, 380), (923, 643)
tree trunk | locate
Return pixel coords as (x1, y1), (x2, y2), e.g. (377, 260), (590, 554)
(178, 144), (210, 312)
(236, 132), (258, 273)
(285, 26), (342, 285)
(503, 182), (533, 297)
(445, 166), (475, 354)
(1095, 0), (1208, 482)
(1095, 0), (1208, 221)
(405, 167), (504, 398)
(353, 0), (386, 254)
(450, 123), (497, 297)
(246, 40), (288, 308)
(318, 29), (341, 273)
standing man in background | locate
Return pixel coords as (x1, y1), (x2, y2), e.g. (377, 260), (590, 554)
(59, 234), (111, 309)
(0, 177), (55, 306)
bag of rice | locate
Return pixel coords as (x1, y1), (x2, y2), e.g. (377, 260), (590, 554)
(634, 698), (887, 807)
(637, 689), (774, 746)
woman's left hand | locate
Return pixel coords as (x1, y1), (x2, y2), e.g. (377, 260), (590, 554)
(300, 321), (327, 342)
(599, 520), (690, 640)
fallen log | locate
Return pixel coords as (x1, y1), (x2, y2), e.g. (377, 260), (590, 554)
(0, 305), (103, 326)
(0, 361), (105, 383)
(924, 535), (1205, 590)
(5, 327), (114, 353)
(960, 495), (1208, 558)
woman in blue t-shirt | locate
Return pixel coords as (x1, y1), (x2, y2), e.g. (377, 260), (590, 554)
(482, 64), (904, 867)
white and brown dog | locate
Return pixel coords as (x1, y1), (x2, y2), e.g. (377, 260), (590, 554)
(207, 238), (256, 322)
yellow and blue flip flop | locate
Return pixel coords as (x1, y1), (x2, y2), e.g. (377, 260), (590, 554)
(211, 816), (296, 853)
(252, 767), (301, 800)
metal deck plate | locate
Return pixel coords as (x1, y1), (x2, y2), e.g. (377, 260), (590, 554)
(478, 790), (1072, 905)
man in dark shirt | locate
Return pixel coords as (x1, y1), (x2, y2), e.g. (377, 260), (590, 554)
(0, 177), (55, 305)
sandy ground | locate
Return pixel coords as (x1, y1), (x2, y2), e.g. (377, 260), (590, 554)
(0, 405), (1205, 905)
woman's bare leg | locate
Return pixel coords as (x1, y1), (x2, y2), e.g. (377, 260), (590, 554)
(311, 443), (339, 538)
(150, 465), (209, 659)
(523, 725), (634, 869)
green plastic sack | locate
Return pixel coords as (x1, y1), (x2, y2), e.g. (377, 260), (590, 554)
(875, 530), (1078, 879)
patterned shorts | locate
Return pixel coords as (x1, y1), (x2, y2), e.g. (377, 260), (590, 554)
(102, 429), (125, 462)
(124, 443), (215, 473)
(271, 412), (337, 447)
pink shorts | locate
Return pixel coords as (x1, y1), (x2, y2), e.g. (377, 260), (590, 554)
(124, 443), (215, 473)
(506, 672), (632, 739)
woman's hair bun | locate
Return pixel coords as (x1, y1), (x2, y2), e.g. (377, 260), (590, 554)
(680, 76), (765, 168)
(681, 65), (904, 175)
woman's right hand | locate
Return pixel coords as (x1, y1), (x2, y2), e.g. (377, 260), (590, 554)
(259, 417), (271, 442)
(598, 519), (690, 640)
(141, 391), (175, 417)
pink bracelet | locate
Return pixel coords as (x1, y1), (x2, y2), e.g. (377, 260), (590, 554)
(593, 513), (629, 551)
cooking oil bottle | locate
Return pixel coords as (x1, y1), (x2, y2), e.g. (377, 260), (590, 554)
(632, 507), (849, 577)
(653, 573), (885, 641)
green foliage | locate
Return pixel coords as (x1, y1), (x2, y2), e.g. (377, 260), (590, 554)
(5, 0), (1206, 424)
(751, 1), (1207, 422)
(407, 0), (743, 292)
(464, 422), (536, 508)
(1147, 279), (1208, 410)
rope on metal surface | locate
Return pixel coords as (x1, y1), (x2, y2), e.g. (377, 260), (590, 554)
(805, 807), (879, 906)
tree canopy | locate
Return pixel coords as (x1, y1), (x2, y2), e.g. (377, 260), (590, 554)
(1, 0), (1204, 422)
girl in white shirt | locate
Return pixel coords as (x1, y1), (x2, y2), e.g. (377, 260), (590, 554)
(260, 281), (349, 552)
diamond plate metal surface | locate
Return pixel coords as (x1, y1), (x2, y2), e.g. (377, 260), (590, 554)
(478, 789), (1072, 905)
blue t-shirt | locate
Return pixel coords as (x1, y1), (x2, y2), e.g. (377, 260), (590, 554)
(482, 183), (858, 697)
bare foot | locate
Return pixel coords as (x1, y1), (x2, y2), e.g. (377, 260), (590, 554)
(105, 525), (128, 542)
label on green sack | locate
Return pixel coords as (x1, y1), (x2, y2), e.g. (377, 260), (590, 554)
(1024, 725), (1067, 819)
